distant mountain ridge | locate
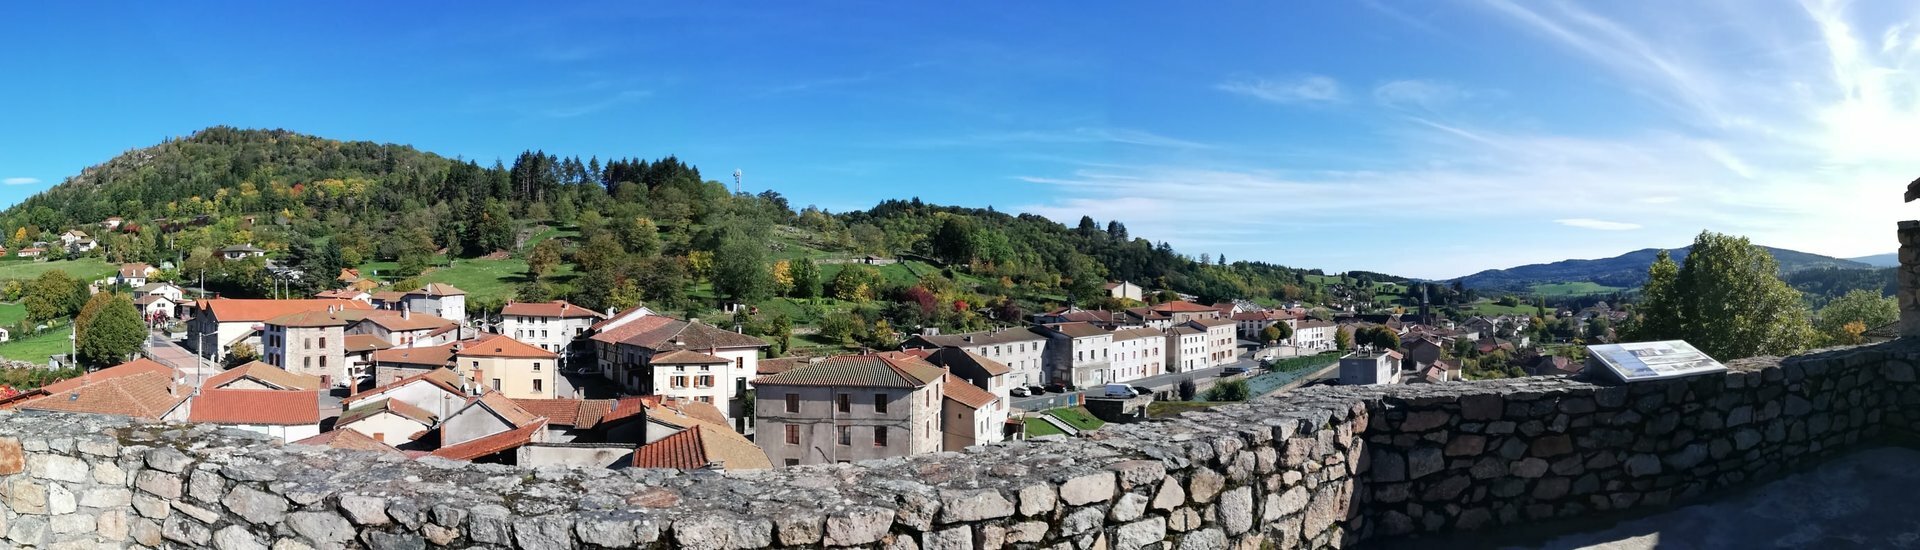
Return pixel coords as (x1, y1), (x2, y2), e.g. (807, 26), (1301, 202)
(1453, 245), (1874, 292)
(1847, 253), (1899, 268)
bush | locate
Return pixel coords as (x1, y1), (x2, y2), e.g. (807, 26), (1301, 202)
(1203, 379), (1251, 402)
(1177, 377), (1197, 401)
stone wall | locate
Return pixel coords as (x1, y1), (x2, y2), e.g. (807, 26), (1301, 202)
(0, 342), (1914, 549)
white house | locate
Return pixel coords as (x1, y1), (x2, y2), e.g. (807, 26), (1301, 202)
(1338, 351), (1400, 386)
(500, 299), (605, 360)
(1290, 320), (1338, 351)
(1185, 318), (1239, 368)
(400, 283), (468, 324)
(114, 263), (156, 287)
(1103, 281), (1145, 302)
(1035, 322), (1114, 388)
(591, 314), (768, 424)
(221, 243), (267, 260)
(1107, 327), (1166, 383)
(1165, 326), (1208, 373)
(186, 298), (372, 361)
(900, 328), (1051, 389)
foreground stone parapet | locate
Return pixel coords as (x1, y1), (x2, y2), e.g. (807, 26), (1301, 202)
(0, 341), (1913, 548)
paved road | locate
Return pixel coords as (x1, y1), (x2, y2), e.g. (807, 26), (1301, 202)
(1010, 356), (1261, 411)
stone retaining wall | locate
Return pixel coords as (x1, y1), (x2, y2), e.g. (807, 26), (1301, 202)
(0, 342), (1913, 549)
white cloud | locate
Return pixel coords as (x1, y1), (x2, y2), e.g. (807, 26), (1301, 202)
(1, 177), (39, 186)
(1216, 75), (1343, 104)
(1555, 218), (1643, 231)
(1374, 80), (1468, 110)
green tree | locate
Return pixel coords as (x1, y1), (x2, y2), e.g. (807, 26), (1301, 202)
(1335, 326), (1353, 351)
(74, 293), (144, 369)
(1177, 377), (1197, 401)
(224, 342), (260, 369)
(25, 271), (85, 323)
(1627, 231), (1816, 360)
(1204, 379), (1251, 401)
(712, 236), (772, 304)
(525, 239), (563, 281)
(931, 216), (978, 265)
(789, 258), (822, 299)
(1815, 289), (1898, 344)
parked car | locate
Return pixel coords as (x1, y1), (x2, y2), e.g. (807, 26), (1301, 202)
(1131, 386), (1154, 397)
(1026, 385), (1047, 395)
(1010, 387), (1030, 397)
(1102, 384), (1135, 398)
(1044, 383), (1071, 394)
(1222, 366), (1249, 376)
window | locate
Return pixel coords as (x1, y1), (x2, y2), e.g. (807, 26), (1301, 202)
(304, 338), (312, 350)
(696, 396), (711, 403)
(319, 337), (327, 349)
(533, 379), (543, 393)
(492, 379), (501, 391)
(785, 424), (800, 444)
(785, 393), (800, 413)
(319, 357), (327, 368)
(303, 357), (311, 369)
(873, 426), (887, 446)
(696, 375), (713, 388)
(874, 394), (888, 414)
(672, 376), (688, 389)
(837, 394), (850, 413)
(784, 458), (799, 467)
(837, 426), (850, 446)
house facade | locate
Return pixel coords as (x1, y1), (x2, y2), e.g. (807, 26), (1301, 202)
(1035, 322), (1114, 389)
(1102, 281), (1144, 302)
(452, 333), (561, 400)
(262, 309), (350, 386)
(1165, 327), (1208, 373)
(401, 283), (468, 323)
(753, 355), (947, 467)
(1185, 318), (1239, 367)
(500, 299), (604, 360)
(899, 327), (1050, 388)
(114, 263), (156, 287)
(591, 314), (767, 418)
(1339, 352), (1400, 386)
(1291, 320), (1338, 351)
(1107, 327), (1166, 383)
(187, 298), (372, 361)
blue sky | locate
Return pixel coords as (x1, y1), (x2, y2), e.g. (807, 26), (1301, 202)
(3, 1), (1916, 279)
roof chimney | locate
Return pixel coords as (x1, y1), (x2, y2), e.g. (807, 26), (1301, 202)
(402, 304), (411, 320)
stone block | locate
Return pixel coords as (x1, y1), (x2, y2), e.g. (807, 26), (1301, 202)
(1017, 484), (1057, 516)
(27, 454), (88, 483)
(146, 447), (193, 473)
(824, 506), (895, 546)
(939, 488), (1015, 523)
(1151, 475), (1187, 511)
(1218, 486), (1253, 535)
(1189, 469), (1225, 504)
(1114, 517), (1168, 550)
(225, 485), (289, 525)
(1060, 471), (1117, 506)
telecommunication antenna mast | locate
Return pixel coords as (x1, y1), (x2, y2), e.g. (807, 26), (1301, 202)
(733, 169), (742, 195)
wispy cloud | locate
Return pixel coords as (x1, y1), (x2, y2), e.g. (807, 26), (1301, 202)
(898, 128), (1208, 150)
(1, 177), (39, 186)
(1555, 218), (1643, 231)
(1216, 75), (1343, 104)
(1374, 80), (1472, 110)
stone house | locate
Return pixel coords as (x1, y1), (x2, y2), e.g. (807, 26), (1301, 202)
(897, 347), (1014, 404)
(1035, 322), (1114, 389)
(590, 313), (767, 416)
(337, 398), (440, 447)
(262, 309), (350, 386)
(753, 354), (948, 467)
(1184, 318), (1239, 367)
(339, 368), (470, 421)
(399, 283), (468, 324)
(900, 327), (1051, 389)
(343, 309), (460, 349)
(1165, 326), (1208, 373)
(187, 298), (372, 361)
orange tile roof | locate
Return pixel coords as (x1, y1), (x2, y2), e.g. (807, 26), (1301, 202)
(198, 298), (372, 323)
(313, 289), (367, 300)
(413, 283), (467, 296)
(342, 309), (457, 332)
(429, 420), (544, 460)
(631, 424), (771, 471)
(941, 374), (998, 409)
(42, 358), (174, 395)
(455, 333), (555, 359)
(203, 361), (323, 391)
(117, 263), (151, 278)
(293, 430), (403, 456)
(338, 397), (439, 427)
(502, 300), (604, 319)
(21, 371), (188, 421)
(757, 357), (815, 376)
(341, 368), (465, 406)
(188, 389), (322, 425)
(371, 343), (457, 367)
(1150, 301), (1218, 313)
(510, 398), (617, 428)
(343, 334), (394, 353)
(266, 309), (351, 328)
(470, 391), (542, 428)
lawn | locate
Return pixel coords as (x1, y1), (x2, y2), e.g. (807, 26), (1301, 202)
(0, 323), (71, 364)
(0, 303), (26, 327)
(1460, 299), (1544, 316)
(1529, 281), (1626, 297)
(355, 256), (576, 304)
(0, 258), (116, 283)
(1024, 417), (1066, 437)
(1045, 407), (1106, 431)
(1147, 401), (1222, 417)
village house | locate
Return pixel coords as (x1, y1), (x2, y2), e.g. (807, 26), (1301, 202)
(640, 350), (739, 413)
(368, 342), (458, 386)
(451, 333), (562, 399)
(3, 359), (187, 420)
(186, 298), (373, 361)
(590, 310), (767, 418)
(1149, 301), (1224, 324)
(186, 389), (324, 443)
(899, 327), (1051, 389)
(220, 243), (266, 260)
(100, 217), (123, 231)
(337, 398), (440, 447)
(500, 299), (605, 359)
(1339, 351), (1401, 386)
(753, 354), (948, 467)
(1184, 318), (1239, 368)
(113, 262), (156, 286)
(134, 293), (178, 320)
(430, 391), (549, 463)
(1165, 326), (1209, 373)
(1290, 319), (1339, 351)
(343, 334), (393, 379)
(510, 397), (620, 443)
(1108, 327), (1166, 383)
(1035, 322), (1114, 389)
(1121, 307), (1174, 330)
(397, 283), (468, 323)
(14, 247), (43, 259)
(314, 288), (372, 302)
(1102, 281), (1145, 302)
(340, 369), (471, 421)
(342, 308), (460, 349)
(935, 373), (1005, 451)
(262, 309), (351, 386)
(895, 347), (1013, 403)
(1032, 307), (1137, 330)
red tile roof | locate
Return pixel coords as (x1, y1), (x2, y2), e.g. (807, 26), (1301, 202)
(341, 368), (465, 406)
(338, 398), (439, 427)
(188, 389), (323, 425)
(410, 283), (466, 297)
(648, 349), (730, 365)
(203, 361), (323, 391)
(469, 391), (542, 428)
(42, 358), (174, 395)
(941, 374), (997, 409)
(630, 424), (771, 471)
(1150, 301), (1218, 313)
(455, 333), (555, 359)
(198, 298), (372, 323)
(371, 343), (457, 367)
(509, 398), (616, 428)
(342, 310), (456, 332)
(117, 263), (151, 278)
(429, 420), (544, 461)
(19, 371), (188, 421)
(501, 300), (605, 319)
(343, 334), (394, 353)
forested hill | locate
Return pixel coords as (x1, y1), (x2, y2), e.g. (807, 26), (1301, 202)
(1453, 245), (1873, 292)
(0, 126), (1396, 323)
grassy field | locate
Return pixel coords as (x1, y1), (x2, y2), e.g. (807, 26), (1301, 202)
(1460, 299), (1544, 316)
(0, 303), (25, 327)
(1045, 407), (1106, 431)
(0, 259), (115, 283)
(1024, 417), (1066, 437)
(0, 323), (69, 363)
(1529, 282), (1626, 297)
